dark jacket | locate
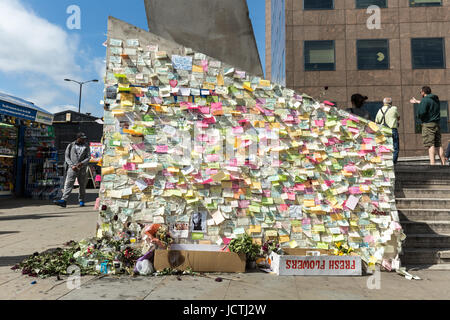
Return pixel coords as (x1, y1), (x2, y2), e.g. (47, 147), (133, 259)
(446, 143), (450, 159)
(417, 94), (440, 123)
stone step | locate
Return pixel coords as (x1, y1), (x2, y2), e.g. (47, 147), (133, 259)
(400, 221), (450, 234)
(403, 234), (450, 248)
(395, 165), (450, 173)
(399, 209), (450, 221)
(400, 248), (450, 265)
(404, 264), (450, 271)
(396, 189), (450, 199)
(397, 180), (450, 190)
(396, 198), (450, 210)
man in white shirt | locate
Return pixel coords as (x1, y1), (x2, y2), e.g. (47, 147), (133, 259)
(375, 98), (400, 164)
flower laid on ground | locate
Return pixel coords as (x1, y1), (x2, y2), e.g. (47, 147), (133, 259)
(12, 237), (143, 278)
(333, 242), (354, 256)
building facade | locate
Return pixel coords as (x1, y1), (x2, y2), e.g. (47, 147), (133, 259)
(266, 0), (450, 157)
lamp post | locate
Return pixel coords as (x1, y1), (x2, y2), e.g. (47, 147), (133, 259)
(64, 78), (99, 131)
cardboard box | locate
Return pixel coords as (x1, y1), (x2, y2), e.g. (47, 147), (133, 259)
(269, 252), (362, 276)
(283, 248), (333, 256)
(154, 245), (246, 273)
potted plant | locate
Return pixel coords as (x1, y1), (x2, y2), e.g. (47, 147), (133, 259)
(228, 234), (261, 270)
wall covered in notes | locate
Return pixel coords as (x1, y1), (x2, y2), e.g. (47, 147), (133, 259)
(98, 17), (404, 268)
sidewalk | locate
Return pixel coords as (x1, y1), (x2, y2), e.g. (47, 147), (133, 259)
(1, 190), (450, 300)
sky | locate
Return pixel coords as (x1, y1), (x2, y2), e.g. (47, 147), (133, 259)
(0, 0), (266, 118)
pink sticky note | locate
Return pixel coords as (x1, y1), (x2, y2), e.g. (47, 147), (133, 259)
(133, 143), (146, 151)
(379, 146), (390, 153)
(200, 107), (210, 114)
(123, 163), (137, 171)
(94, 198), (100, 210)
(156, 145), (168, 153)
(211, 102), (222, 111)
(206, 154), (220, 162)
(239, 200), (250, 208)
(348, 187), (362, 195)
(201, 60), (209, 72)
(294, 184), (305, 191)
(314, 119), (324, 127)
(348, 127), (359, 134)
(232, 126), (244, 134)
(203, 117), (216, 124)
(287, 193), (296, 201)
(302, 218), (311, 225)
(279, 204), (289, 212)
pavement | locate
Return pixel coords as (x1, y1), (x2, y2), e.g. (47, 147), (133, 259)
(1, 190), (450, 300)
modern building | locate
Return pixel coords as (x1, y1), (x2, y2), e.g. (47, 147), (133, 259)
(266, 0), (450, 157)
(144, 0), (264, 77)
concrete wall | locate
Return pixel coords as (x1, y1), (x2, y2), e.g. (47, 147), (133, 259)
(144, 0), (263, 77)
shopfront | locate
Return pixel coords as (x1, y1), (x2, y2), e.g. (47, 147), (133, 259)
(0, 92), (59, 198)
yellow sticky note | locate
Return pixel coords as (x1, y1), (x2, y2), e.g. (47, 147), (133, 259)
(312, 225), (325, 232)
(192, 65), (203, 73)
(289, 240), (298, 248)
(279, 235), (290, 243)
(303, 199), (315, 207)
(249, 225), (262, 233)
(368, 122), (379, 132)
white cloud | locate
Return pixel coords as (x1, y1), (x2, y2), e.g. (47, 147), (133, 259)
(0, 0), (105, 117)
(0, 0), (81, 79)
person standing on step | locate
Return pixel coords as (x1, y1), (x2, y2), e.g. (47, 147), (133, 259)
(54, 133), (91, 208)
(410, 86), (445, 165)
(445, 140), (450, 165)
(346, 94), (370, 120)
(376, 97), (400, 164)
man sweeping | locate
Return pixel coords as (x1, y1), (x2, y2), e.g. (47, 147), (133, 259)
(54, 133), (91, 208)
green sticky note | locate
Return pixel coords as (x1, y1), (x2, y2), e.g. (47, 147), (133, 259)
(317, 242), (329, 250)
(191, 233), (204, 240)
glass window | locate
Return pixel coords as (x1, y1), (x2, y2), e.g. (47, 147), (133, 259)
(304, 0), (334, 10)
(414, 101), (449, 134)
(364, 102), (383, 122)
(357, 39), (389, 70)
(411, 38), (445, 69)
(356, 0), (387, 8)
(304, 41), (335, 71)
(410, 0), (441, 7)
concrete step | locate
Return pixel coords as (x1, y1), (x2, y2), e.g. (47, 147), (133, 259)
(404, 234), (450, 248)
(397, 180), (450, 190)
(400, 248), (450, 265)
(400, 221), (450, 234)
(396, 189), (450, 199)
(399, 209), (450, 222)
(404, 264), (450, 271)
(395, 165), (450, 173)
(396, 198), (450, 210)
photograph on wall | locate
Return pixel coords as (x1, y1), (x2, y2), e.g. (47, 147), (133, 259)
(190, 211), (207, 234)
(170, 222), (189, 239)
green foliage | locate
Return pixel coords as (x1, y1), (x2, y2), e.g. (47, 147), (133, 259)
(228, 234), (261, 262)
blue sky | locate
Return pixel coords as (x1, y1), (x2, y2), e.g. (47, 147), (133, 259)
(0, 0), (266, 118)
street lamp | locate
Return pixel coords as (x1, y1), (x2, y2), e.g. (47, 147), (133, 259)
(64, 78), (99, 131)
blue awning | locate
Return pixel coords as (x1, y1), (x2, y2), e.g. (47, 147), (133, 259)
(0, 92), (54, 125)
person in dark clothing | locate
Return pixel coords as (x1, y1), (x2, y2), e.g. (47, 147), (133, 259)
(445, 141), (450, 165)
(346, 94), (370, 120)
(411, 86), (445, 165)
